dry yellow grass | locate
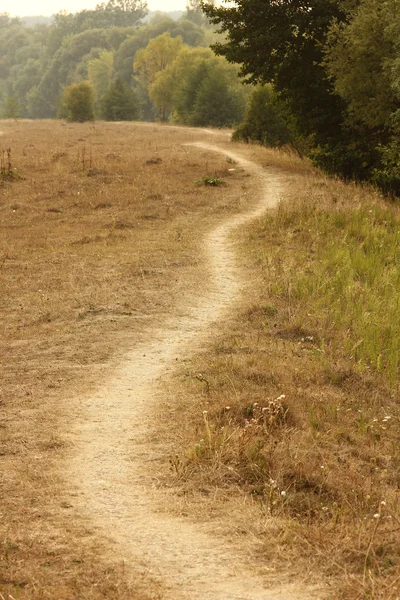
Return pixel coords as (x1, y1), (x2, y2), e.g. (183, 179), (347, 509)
(0, 120), (254, 599)
(159, 147), (400, 600)
(3, 120), (399, 600)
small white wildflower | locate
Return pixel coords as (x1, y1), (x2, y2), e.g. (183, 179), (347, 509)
(373, 513), (380, 519)
(281, 491), (286, 497)
(321, 465), (325, 470)
(381, 500), (386, 506)
(225, 406), (231, 411)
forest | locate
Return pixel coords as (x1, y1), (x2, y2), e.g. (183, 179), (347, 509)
(0, 0), (399, 193)
(0, 0), (247, 128)
(204, 0), (400, 195)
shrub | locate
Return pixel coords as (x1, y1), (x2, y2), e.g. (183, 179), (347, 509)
(62, 82), (95, 122)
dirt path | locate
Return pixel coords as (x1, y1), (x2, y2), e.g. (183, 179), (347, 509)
(65, 143), (325, 600)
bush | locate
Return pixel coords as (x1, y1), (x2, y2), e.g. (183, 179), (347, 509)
(101, 77), (140, 121)
(232, 85), (305, 155)
(62, 82), (95, 122)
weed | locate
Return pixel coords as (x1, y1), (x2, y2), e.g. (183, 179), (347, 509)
(195, 176), (223, 186)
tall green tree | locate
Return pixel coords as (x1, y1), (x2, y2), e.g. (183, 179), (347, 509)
(101, 76), (139, 120)
(134, 32), (184, 88)
(202, 0), (347, 140)
(88, 49), (115, 113)
(190, 67), (245, 127)
(202, 0), (400, 189)
(325, 0), (397, 129)
(232, 85), (303, 154)
(324, 0), (400, 191)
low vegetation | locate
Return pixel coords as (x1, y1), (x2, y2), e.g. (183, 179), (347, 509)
(0, 120), (247, 599)
(1, 118), (400, 599)
(164, 152), (400, 600)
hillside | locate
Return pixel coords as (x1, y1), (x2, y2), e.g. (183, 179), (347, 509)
(1, 120), (399, 600)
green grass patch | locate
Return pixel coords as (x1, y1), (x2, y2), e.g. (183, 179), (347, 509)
(261, 201), (400, 388)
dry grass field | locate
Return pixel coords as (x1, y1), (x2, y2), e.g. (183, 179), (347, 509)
(2, 119), (400, 600)
(161, 154), (400, 600)
(0, 119), (257, 599)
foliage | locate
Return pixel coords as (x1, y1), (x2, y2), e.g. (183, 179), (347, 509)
(88, 49), (115, 114)
(101, 76), (140, 120)
(190, 67), (245, 127)
(149, 45), (246, 126)
(3, 95), (21, 118)
(62, 81), (95, 122)
(186, 0), (209, 27)
(232, 85), (302, 153)
(0, 7), (239, 131)
(134, 32), (184, 89)
(202, 0), (400, 193)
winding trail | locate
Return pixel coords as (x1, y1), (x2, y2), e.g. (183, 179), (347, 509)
(67, 143), (324, 600)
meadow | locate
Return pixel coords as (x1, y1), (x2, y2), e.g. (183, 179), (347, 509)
(1, 120), (400, 600)
(164, 152), (400, 600)
(0, 120), (250, 599)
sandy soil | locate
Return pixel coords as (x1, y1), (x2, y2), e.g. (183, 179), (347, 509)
(59, 142), (326, 600)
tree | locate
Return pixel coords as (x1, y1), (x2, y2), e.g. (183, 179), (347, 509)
(62, 81), (95, 122)
(88, 49), (115, 113)
(323, 0), (400, 192)
(201, 0), (400, 188)
(232, 85), (301, 153)
(26, 85), (51, 118)
(147, 45), (246, 126)
(134, 32), (184, 88)
(94, 0), (148, 27)
(186, 0), (209, 26)
(101, 76), (140, 120)
(324, 0), (397, 129)
(37, 29), (109, 114)
(191, 67), (245, 127)
(3, 95), (20, 118)
(202, 0), (348, 142)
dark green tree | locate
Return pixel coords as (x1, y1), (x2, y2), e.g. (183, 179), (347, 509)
(101, 76), (140, 120)
(202, 0), (383, 181)
(202, 0), (347, 138)
(191, 68), (245, 127)
(232, 85), (304, 154)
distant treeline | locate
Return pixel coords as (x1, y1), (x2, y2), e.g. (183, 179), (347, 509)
(20, 11), (184, 27)
(0, 1), (246, 128)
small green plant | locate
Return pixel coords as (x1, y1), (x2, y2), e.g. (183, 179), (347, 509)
(195, 176), (223, 186)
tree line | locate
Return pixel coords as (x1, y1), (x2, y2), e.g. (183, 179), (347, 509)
(0, 0), (246, 128)
(203, 0), (400, 195)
